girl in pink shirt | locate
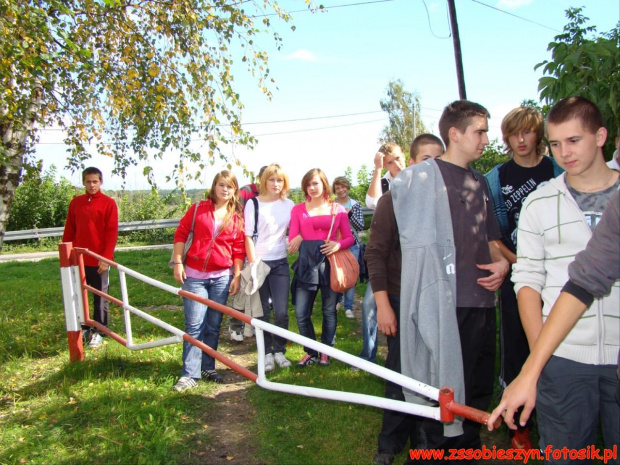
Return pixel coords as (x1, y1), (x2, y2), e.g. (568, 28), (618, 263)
(288, 168), (354, 367)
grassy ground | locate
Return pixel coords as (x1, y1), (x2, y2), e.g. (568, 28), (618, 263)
(0, 248), (393, 464)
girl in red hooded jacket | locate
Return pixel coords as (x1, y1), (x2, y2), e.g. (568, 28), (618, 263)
(171, 170), (246, 391)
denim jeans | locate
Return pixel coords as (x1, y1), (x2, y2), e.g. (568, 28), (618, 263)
(259, 258), (291, 355)
(337, 244), (359, 311)
(294, 283), (338, 357)
(181, 275), (232, 378)
(358, 284), (378, 362)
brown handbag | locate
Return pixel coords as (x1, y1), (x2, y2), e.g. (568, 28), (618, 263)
(325, 203), (359, 293)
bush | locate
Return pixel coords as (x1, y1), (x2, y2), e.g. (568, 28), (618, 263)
(7, 166), (77, 232)
(116, 190), (180, 244)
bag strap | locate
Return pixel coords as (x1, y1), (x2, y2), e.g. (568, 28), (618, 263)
(250, 197), (259, 243)
(326, 202), (338, 242)
(189, 201), (199, 233)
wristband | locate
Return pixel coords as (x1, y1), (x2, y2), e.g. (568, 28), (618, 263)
(173, 262), (183, 265)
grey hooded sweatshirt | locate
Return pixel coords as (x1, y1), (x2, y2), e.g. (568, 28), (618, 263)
(391, 160), (465, 438)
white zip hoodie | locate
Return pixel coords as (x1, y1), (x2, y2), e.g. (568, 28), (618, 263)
(512, 173), (619, 366)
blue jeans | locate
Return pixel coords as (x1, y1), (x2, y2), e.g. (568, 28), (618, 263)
(294, 283), (338, 357)
(358, 284), (378, 362)
(337, 244), (359, 310)
(181, 275), (232, 378)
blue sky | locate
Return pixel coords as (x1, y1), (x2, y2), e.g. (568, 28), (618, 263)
(37, 0), (620, 190)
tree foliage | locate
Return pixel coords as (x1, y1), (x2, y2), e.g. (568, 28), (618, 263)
(535, 7), (619, 157)
(0, 0), (311, 248)
(344, 165), (370, 205)
(471, 139), (509, 175)
(379, 80), (427, 158)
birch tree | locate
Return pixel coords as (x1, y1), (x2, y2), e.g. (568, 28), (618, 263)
(0, 0), (311, 248)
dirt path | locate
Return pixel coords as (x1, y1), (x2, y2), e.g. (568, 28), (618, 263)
(196, 335), (264, 465)
(192, 309), (515, 465)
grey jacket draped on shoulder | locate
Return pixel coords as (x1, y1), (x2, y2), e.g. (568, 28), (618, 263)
(391, 159), (465, 438)
(231, 259), (271, 318)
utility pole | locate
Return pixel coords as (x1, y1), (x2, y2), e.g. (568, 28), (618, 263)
(447, 0), (467, 100)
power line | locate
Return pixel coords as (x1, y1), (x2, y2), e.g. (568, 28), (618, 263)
(243, 110), (384, 125)
(255, 0), (394, 17)
(38, 107), (446, 134)
(421, 0), (451, 39)
(252, 118), (387, 137)
(469, 0), (561, 33)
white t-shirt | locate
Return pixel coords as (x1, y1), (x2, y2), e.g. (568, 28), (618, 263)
(365, 172), (394, 210)
(607, 150), (620, 171)
(244, 197), (294, 261)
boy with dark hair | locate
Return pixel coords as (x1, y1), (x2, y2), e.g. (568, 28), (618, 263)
(408, 133), (444, 165)
(368, 99), (508, 462)
(63, 167), (118, 348)
(367, 135), (443, 465)
(484, 106), (563, 449)
(512, 96), (619, 462)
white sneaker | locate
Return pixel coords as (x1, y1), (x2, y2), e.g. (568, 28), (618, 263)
(172, 376), (197, 391)
(230, 327), (243, 342)
(345, 309), (354, 319)
(89, 332), (103, 348)
(243, 324), (255, 338)
(264, 353), (275, 372)
(274, 352), (292, 368)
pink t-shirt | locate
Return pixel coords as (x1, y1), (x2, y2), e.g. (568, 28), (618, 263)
(288, 203), (354, 249)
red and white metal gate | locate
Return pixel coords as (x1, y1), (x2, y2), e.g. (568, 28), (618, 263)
(58, 242), (500, 429)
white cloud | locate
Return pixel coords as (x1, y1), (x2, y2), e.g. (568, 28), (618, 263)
(282, 49), (318, 62)
(497, 0), (534, 9)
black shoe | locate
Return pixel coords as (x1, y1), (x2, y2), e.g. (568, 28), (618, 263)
(373, 451), (396, 465)
(201, 370), (223, 383)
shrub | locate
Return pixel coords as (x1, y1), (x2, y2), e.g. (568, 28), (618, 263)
(7, 166), (77, 232)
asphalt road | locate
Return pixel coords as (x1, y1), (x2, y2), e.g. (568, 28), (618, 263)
(0, 244), (173, 263)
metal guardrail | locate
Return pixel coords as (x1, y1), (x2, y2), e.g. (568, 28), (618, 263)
(4, 208), (375, 242)
(4, 219), (180, 242)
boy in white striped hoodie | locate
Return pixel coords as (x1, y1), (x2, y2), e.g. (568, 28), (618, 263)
(512, 96), (619, 463)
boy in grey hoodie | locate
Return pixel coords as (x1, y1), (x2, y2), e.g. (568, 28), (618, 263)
(371, 102), (509, 464)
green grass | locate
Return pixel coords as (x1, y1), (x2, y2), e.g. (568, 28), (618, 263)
(0, 248), (396, 464)
(10, 248), (607, 464)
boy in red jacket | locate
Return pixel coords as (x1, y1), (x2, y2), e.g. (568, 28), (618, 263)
(63, 167), (118, 348)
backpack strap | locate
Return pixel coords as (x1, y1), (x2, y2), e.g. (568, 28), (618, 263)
(250, 197), (259, 243)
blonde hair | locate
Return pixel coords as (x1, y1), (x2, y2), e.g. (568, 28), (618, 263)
(301, 168), (332, 202)
(378, 142), (402, 157)
(259, 164), (290, 199)
(501, 107), (546, 156)
(207, 170), (243, 232)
